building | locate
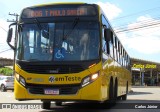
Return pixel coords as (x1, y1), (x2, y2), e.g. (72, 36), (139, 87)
(0, 57), (13, 67)
(0, 57), (160, 86)
(131, 58), (160, 86)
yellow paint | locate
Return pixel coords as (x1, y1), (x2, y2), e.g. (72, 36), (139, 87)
(132, 64), (157, 69)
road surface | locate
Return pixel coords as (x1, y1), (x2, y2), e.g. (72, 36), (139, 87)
(0, 87), (160, 112)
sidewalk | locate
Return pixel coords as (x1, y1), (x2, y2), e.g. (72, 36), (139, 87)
(128, 87), (160, 100)
(132, 86), (160, 88)
(129, 86), (160, 93)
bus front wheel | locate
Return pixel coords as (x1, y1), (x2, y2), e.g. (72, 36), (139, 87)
(55, 101), (62, 106)
(42, 101), (51, 109)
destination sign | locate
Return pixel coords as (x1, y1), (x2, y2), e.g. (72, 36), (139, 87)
(21, 5), (96, 18)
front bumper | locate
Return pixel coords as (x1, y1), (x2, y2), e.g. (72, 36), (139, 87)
(14, 77), (102, 101)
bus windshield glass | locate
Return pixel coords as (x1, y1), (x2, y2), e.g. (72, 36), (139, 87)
(16, 21), (100, 61)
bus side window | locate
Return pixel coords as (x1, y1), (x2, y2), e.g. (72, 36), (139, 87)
(124, 52), (126, 68)
(102, 29), (110, 62)
(117, 41), (121, 64)
(109, 41), (113, 57)
(102, 25), (107, 54)
(102, 27), (110, 55)
(106, 41), (110, 55)
(110, 34), (114, 58)
(102, 15), (110, 55)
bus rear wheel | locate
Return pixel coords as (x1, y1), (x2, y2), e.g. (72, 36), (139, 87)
(122, 82), (128, 100)
(121, 94), (127, 100)
(109, 79), (115, 103)
(114, 79), (118, 101)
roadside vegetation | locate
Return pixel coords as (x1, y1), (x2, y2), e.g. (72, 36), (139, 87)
(0, 67), (13, 76)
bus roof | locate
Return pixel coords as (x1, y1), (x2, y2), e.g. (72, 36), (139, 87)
(32, 2), (87, 8)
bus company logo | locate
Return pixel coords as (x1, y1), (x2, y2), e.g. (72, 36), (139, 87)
(48, 76), (81, 82)
(49, 76), (55, 83)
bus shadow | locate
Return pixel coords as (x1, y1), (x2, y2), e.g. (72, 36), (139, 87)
(39, 100), (160, 112)
(40, 102), (115, 112)
(128, 91), (153, 95)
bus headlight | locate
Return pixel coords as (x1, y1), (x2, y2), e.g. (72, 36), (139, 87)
(91, 73), (98, 80)
(81, 72), (99, 87)
(15, 74), (26, 87)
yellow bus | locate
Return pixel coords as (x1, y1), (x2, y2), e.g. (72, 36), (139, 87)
(7, 2), (131, 109)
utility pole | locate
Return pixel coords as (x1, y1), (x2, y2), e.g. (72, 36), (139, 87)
(7, 12), (19, 23)
(7, 12), (19, 74)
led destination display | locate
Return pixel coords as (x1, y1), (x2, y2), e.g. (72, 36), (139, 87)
(22, 5), (96, 18)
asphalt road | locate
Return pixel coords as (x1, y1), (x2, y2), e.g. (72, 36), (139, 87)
(0, 87), (160, 112)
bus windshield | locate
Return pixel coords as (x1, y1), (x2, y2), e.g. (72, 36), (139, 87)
(16, 21), (100, 61)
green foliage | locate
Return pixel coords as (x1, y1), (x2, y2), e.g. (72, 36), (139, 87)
(0, 67), (13, 76)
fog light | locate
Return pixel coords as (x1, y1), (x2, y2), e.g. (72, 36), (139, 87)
(19, 76), (26, 87)
(82, 76), (90, 87)
(15, 73), (26, 87)
(81, 72), (99, 87)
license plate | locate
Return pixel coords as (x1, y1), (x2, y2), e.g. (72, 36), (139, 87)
(44, 89), (59, 95)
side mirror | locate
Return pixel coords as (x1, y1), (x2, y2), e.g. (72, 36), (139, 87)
(104, 28), (112, 42)
(7, 28), (13, 43)
(6, 22), (17, 50)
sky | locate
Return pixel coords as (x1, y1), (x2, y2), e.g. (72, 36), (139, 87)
(0, 0), (160, 63)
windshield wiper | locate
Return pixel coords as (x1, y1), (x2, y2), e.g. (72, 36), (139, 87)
(34, 18), (42, 30)
(34, 18), (49, 38)
(63, 17), (79, 39)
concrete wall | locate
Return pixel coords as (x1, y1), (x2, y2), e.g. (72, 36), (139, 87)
(0, 58), (13, 67)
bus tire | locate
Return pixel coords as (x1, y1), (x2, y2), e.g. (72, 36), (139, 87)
(55, 101), (62, 106)
(108, 78), (116, 104)
(122, 82), (128, 100)
(102, 78), (114, 108)
(42, 101), (51, 109)
(114, 79), (118, 101)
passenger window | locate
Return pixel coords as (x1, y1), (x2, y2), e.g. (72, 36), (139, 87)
(109, 42), (113, 57)
(102, 39), (107, 53)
